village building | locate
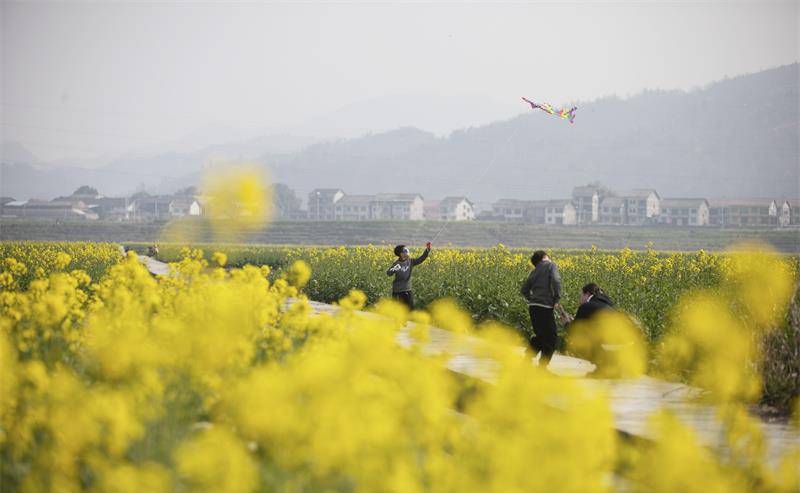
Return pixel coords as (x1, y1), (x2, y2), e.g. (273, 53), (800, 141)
(707, 199), (778, 226)
(619, 189), (661, 225)
(168, 198), (202, 217)
(134, 197), (176, 221)
(521, 201), (550, 224)
(658, 198), (710, 226)
(778, 199), (800, 227)
(424, 200), (442, 220)
(0, 199), (98, 220)
(333, 195), (372, 221)
(369, 193), (425, 220)
(491, 199), (571, 224)
(491, 199), (529, 221)
(304, 189), (426, 221)
(571, 186), (601, 224)
(545, 200), (577, 225)
(308, 188), (345, 221)
(438, 197), (475, 221)
(89, 197), (138, 221)
(599, 197), (626, 225)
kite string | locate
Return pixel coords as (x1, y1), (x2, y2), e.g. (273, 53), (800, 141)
(429, 125), (520, 244)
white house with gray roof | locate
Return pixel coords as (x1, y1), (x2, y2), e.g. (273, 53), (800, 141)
(778, 199), (800, 227)
(333, 195), (373, 221)
(545, 200), (577, 225)
(438, 197), (475, 221)
(619, 189), (661, 225)
(370, 193), (424, 220)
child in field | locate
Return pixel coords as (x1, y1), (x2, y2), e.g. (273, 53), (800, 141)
(386, 242), (431, 310)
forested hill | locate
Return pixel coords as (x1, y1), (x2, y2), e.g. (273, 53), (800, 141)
(267, 63), (799, 201)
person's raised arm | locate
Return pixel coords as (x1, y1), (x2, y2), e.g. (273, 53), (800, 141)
(411, 242), (431, 266)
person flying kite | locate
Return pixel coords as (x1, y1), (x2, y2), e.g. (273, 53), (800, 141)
(522, 97), (577, 124)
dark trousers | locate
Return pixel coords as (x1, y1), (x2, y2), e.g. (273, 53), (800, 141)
(528, 305), (557, 364)
(392, 291), (414, 310)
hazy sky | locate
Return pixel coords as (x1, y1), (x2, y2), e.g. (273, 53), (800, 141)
(2, 1), (798, 162)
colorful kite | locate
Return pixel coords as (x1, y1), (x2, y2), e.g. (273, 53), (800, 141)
(522, 97), (577, 124)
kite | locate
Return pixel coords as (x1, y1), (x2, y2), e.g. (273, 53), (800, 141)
(522, 97), (577, 124)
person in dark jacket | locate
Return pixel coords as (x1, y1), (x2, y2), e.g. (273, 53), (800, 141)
(387, 242), (431, 310)
(562, 283), (619, 365)
(520, 250), (562, 366)
(561, 283), (615, 326)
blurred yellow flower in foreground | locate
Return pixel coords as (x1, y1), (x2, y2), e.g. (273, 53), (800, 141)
(567, 310), (647, 378)
(201, 164), (272, 240)
(0, 241), (797, 492)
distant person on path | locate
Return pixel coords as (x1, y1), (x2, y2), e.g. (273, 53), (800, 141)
(559, 283), (615, 327)
(520, 250), (562, 366)
(386, 242), (431, 310)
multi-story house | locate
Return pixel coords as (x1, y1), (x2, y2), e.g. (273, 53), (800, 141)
(778, 199), (800, 227)
(658, 198), (710, 226)
(521, 201), (550, 224)
(599, 197), (626, 225)
(492, 199), (569, 224)
(308, 188), (345, 221)
(438, 197), (475, 221)
(708, 199), (778, 226)
(369, 193), (425, 220)
(333, 195), (372, 221)
(620, 189), (661, 225)
(305, 190), (426, 221)
(491, 199), (529, 221)
(545, 200), (577, 225)
(571, 186), (601, 224)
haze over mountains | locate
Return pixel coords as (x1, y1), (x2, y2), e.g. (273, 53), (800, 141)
(2, 64), (798, 203)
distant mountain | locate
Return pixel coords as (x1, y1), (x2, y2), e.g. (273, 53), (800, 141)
(117, 123), (267, 159)
(267, 64), (799, 202)
(102, 133), (320, 182)
(3, 65), (798, 202)
(0, 162), (122, 201)
(1, 133), (320, 200)
(291, 93), (516, 139)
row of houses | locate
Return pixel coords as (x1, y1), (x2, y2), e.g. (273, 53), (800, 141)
(3, 184), (798, 227)
(0, 195), (202, 221)
(306, 189), (476, 221)
(491, 186), (800, 227)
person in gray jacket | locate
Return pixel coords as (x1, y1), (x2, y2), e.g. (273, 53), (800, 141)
(520, 250), (562, 366)
(387, 242), (431, 310)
